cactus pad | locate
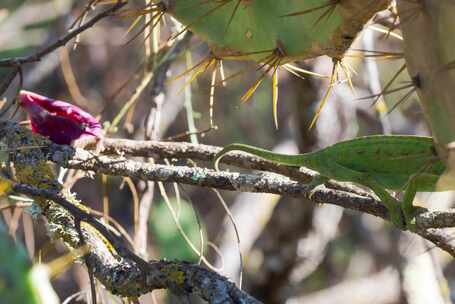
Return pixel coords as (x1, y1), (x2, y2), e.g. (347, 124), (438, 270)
(164, 0), (390, 63)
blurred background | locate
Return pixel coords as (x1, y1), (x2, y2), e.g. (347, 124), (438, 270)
(1, 0), (454, 303)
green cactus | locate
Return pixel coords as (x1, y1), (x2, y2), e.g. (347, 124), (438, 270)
(165, 0), (389, 62)
(149, 0), (390, 127)
(397, 0), (455, 160)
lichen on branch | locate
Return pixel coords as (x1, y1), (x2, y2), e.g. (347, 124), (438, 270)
(0, 121), (258, 303)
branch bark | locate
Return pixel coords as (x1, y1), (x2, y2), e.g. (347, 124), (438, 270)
(0, 120), (259, 303)
(101, 137), (374, 197)
(49, 139), (455, 256)
(2, 121), (455, 281)
(12, 183), (259, 303)
(76, 139), (455, 229)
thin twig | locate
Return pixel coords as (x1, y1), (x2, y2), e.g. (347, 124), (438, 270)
(0, 1), (127, 67)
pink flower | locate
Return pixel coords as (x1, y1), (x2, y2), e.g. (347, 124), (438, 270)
(19, 90), (102, 145)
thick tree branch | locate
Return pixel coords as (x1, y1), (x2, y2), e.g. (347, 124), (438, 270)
(2, 121), (455, 256)
(70, 143), (455, 256)
(42, 139), (455, 255)
(80, 139), (455, 228)
(10, 183), (259, 303)
(102, 138), (374, 198)
(0, 120), (259, 303)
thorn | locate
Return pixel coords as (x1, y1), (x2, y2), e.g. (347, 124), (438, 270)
(309, 60), (338, 129)
(272, 67), (279, 129)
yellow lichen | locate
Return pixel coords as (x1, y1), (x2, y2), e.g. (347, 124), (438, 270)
(81, 222), (118, 255)
(163, 265), (185, 285)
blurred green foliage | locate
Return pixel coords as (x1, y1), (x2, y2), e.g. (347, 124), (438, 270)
(150, 198), (207, 261)
(0, 221), (40, 304)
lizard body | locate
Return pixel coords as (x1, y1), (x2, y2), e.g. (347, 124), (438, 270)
(214, 135), (448, 229)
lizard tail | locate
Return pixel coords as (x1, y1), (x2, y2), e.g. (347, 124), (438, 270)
(214, 143), (307, 170)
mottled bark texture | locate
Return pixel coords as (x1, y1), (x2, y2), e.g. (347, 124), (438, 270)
(0, 121), (259, 303)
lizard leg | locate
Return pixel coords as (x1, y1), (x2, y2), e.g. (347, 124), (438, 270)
(308, 174), (329, 188)
(363, 181), (405, 229)
(401, 179), (418, 229)
(326, 160), (405, 229)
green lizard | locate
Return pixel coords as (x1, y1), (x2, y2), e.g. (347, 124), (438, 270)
(214, 135), (448, 229)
